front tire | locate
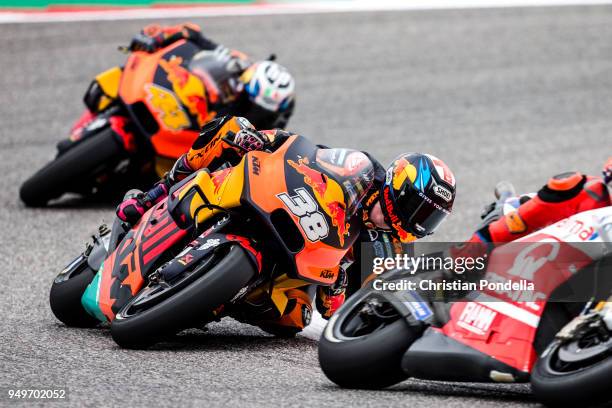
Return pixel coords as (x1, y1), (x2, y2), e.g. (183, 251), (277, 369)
(111, 244), (256, 349)
(318, 291), (419, 389)
(49, 258), (98, 328)
(531, 339), (612, 406)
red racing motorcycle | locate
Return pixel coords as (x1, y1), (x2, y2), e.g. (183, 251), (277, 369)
(319, 184), (612, 406)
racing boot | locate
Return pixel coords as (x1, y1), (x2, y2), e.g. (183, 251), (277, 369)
(315, 266), (348, 319)
(257, 288), (313, 338)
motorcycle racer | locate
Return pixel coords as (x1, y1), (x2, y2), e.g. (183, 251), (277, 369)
(116, 116), (457, 333)
(129, 22), (296, 129)
(470, 158), (611, 244)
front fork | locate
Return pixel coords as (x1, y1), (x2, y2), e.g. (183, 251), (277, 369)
(597, 297), (612, 331)
(555, 295), (612, 343)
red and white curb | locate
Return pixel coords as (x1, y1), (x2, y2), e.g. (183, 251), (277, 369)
(2, 0), (612, 24)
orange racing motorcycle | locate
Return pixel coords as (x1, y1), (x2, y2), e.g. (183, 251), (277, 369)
(49, 135), (372, 348)
(20, 39), (292, 207)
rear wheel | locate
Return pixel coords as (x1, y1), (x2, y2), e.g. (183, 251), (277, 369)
(110, 244), (257, 349)
(20, 128), (126, 207)
(318, 290), (419, 389)
(49, 256), (99, 328)
(531, 323), (612, 407)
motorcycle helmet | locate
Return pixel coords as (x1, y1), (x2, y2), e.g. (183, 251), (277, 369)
(238, 61), (295, 129)
(380, 153), (456, 242)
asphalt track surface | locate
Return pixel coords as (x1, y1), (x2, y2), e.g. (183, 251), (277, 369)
(1, 5), (612, 408)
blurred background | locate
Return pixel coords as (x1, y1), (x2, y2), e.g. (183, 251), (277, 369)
(1, 1), (611, 406)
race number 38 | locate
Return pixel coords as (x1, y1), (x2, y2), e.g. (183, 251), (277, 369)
(278, 188), (329, 241)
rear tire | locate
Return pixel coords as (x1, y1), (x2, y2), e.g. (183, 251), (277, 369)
(110, 245), (256, 349)
(20, 128), (125, 207)
(318, 292), (419, 389)
(49, 263), (98, 328)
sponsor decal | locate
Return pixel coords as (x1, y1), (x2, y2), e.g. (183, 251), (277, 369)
(251, 155), (261, 175)
(403, 291), (433, 321)
(177, 253), (194, 266)
(507, 240), (560, 281)
(505, 212), (527, 233)
(211, 167), (232, 194)
(159, 55), (211, 127)
(382, 186), (416, 243)
(145, 83), (190, 131)
(372, 241), (385, 258)
(287, 157), (350, 245)
(457, 303), (497, 335)
(198, 238), (221, 251)
(433, 184), (452, 202)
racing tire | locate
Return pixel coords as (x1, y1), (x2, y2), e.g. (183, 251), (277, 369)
(318, 291), (419, 389)
(531, 340), (612, 407)
(20, 128), (125, 207)
(110, 244), (256, 349)
(49, 262), (99, 328)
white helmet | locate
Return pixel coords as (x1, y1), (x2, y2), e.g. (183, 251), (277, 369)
(240, 61), (295, 114)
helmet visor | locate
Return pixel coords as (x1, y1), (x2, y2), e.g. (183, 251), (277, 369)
(394, 188), (450, 237)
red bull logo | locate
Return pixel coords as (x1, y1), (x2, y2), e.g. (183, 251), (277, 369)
(383, 186), (416, 243)
(288, 157), (350, 246)
(211, 168), (232, 194)
(159, 56), (212, 127)
(145, 84), (190, 131)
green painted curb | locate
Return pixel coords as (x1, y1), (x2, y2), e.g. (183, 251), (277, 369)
(0, 0), (255, 9)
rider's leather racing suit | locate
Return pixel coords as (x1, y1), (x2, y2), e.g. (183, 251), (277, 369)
(120, 116), (403, 335)
(471, 170), (611, 244)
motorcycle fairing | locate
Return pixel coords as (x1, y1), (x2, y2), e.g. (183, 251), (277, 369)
(245, 136), (364, 284)
(402, 327), (530, 382)
(156, 231), (261, 283)
(167, 135), (365, 285)
(403, 208), (610, 379)
(82, 199), (187, 322)
(118, 40), (204, 159)
(83, 66), (123, 114)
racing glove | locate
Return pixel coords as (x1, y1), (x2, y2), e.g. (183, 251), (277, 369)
(129, 23), (217, 53)
(315, 267), (348, 320)
(233, 128), (271, 153)
(116, 184), (168, 226)
(603, 156), (612, 185)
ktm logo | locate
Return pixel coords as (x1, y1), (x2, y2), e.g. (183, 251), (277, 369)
(319, 270), (335, 279)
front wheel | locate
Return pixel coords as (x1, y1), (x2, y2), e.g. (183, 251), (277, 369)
(110, 244), (256, 349)
(531, 330), (612, 407)
(49, 255), (99, 328)
(318, 290), (420, 389)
